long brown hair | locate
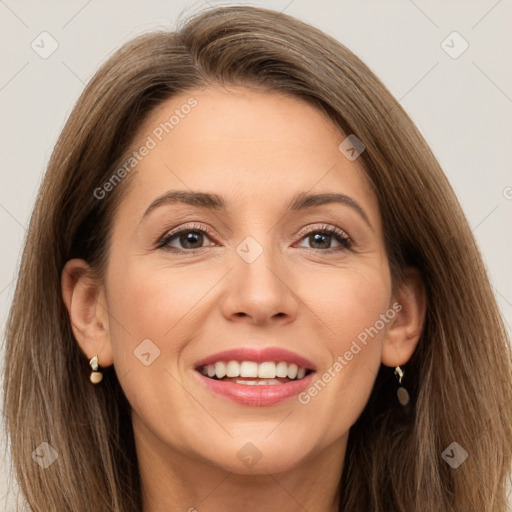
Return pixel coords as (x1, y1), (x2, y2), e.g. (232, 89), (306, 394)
(3, 5), (511, 511)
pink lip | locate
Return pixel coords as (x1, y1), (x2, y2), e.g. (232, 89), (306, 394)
(193, 370), (316, 406)
(194, 347), (316, 371)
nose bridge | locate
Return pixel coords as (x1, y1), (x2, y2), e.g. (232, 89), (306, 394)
(235, 232), (284, 294)
(222, 231), (297, 323)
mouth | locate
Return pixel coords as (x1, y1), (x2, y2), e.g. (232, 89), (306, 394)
(193, 347), (317, 406)
(196, 360), (314, 385)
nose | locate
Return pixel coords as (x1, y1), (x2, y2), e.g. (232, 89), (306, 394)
(220, 241), (299, 326)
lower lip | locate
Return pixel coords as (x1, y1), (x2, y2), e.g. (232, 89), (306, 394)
(194, 371), (316, 406)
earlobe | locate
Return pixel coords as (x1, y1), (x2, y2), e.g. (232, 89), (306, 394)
(381, 267), (426, 368)
(61, 259), (114, 367)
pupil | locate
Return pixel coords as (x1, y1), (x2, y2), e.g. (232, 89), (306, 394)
(311, 233), (329, 249)
(181, 231), (202, 248)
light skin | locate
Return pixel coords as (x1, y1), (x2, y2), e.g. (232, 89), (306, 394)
(62, 85), (426, 512)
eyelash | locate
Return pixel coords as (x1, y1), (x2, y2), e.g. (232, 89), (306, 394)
(156, 222), (353, 254)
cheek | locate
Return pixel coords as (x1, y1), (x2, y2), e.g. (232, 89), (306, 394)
(104, 258), (212, 384)
(103, 261), (209, 421)
(300, 262), (391, 351)
(296, 263), (391, 417)
(107, 259), (207, 337)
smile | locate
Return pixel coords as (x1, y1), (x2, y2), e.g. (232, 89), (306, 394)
(198, 360), (311, 384)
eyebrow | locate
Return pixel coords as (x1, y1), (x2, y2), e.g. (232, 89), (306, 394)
(139, 190), (372, 229)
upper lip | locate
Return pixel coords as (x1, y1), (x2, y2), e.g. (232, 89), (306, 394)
(194, 346), (317, 371)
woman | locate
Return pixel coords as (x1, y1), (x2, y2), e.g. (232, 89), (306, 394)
(3, 5), (511, 511)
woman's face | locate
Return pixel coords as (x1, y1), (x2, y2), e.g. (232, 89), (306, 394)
(99, 85), (395, 474)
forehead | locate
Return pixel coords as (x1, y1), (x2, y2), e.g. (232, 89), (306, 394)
(116, 85), (379, 226)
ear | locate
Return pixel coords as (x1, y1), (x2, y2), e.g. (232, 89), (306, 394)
(61, 259), (114, 367)
(381, 267), (426, 367)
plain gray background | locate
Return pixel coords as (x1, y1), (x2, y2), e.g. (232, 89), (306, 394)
(1, 0), (511, 509)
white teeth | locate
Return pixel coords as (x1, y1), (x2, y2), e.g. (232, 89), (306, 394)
(226, 361), (240, 377)
(236, 379), (258, 386)
(200, 360), (310, 381)
(287, 363), (298, 379)
(276, 361), (288, 378)
(235, 379), (283, 385)
(215, 361), (227, 379)
(258, 361), (276, 378)
(240, 361), (258, 378)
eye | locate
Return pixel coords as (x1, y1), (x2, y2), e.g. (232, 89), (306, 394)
(157, 223), (353, 253)
(295, 224), (352, 252)
(157, 223), (216, 253)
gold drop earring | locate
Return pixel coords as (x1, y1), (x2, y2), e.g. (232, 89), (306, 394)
(89, 355), (103, 384)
